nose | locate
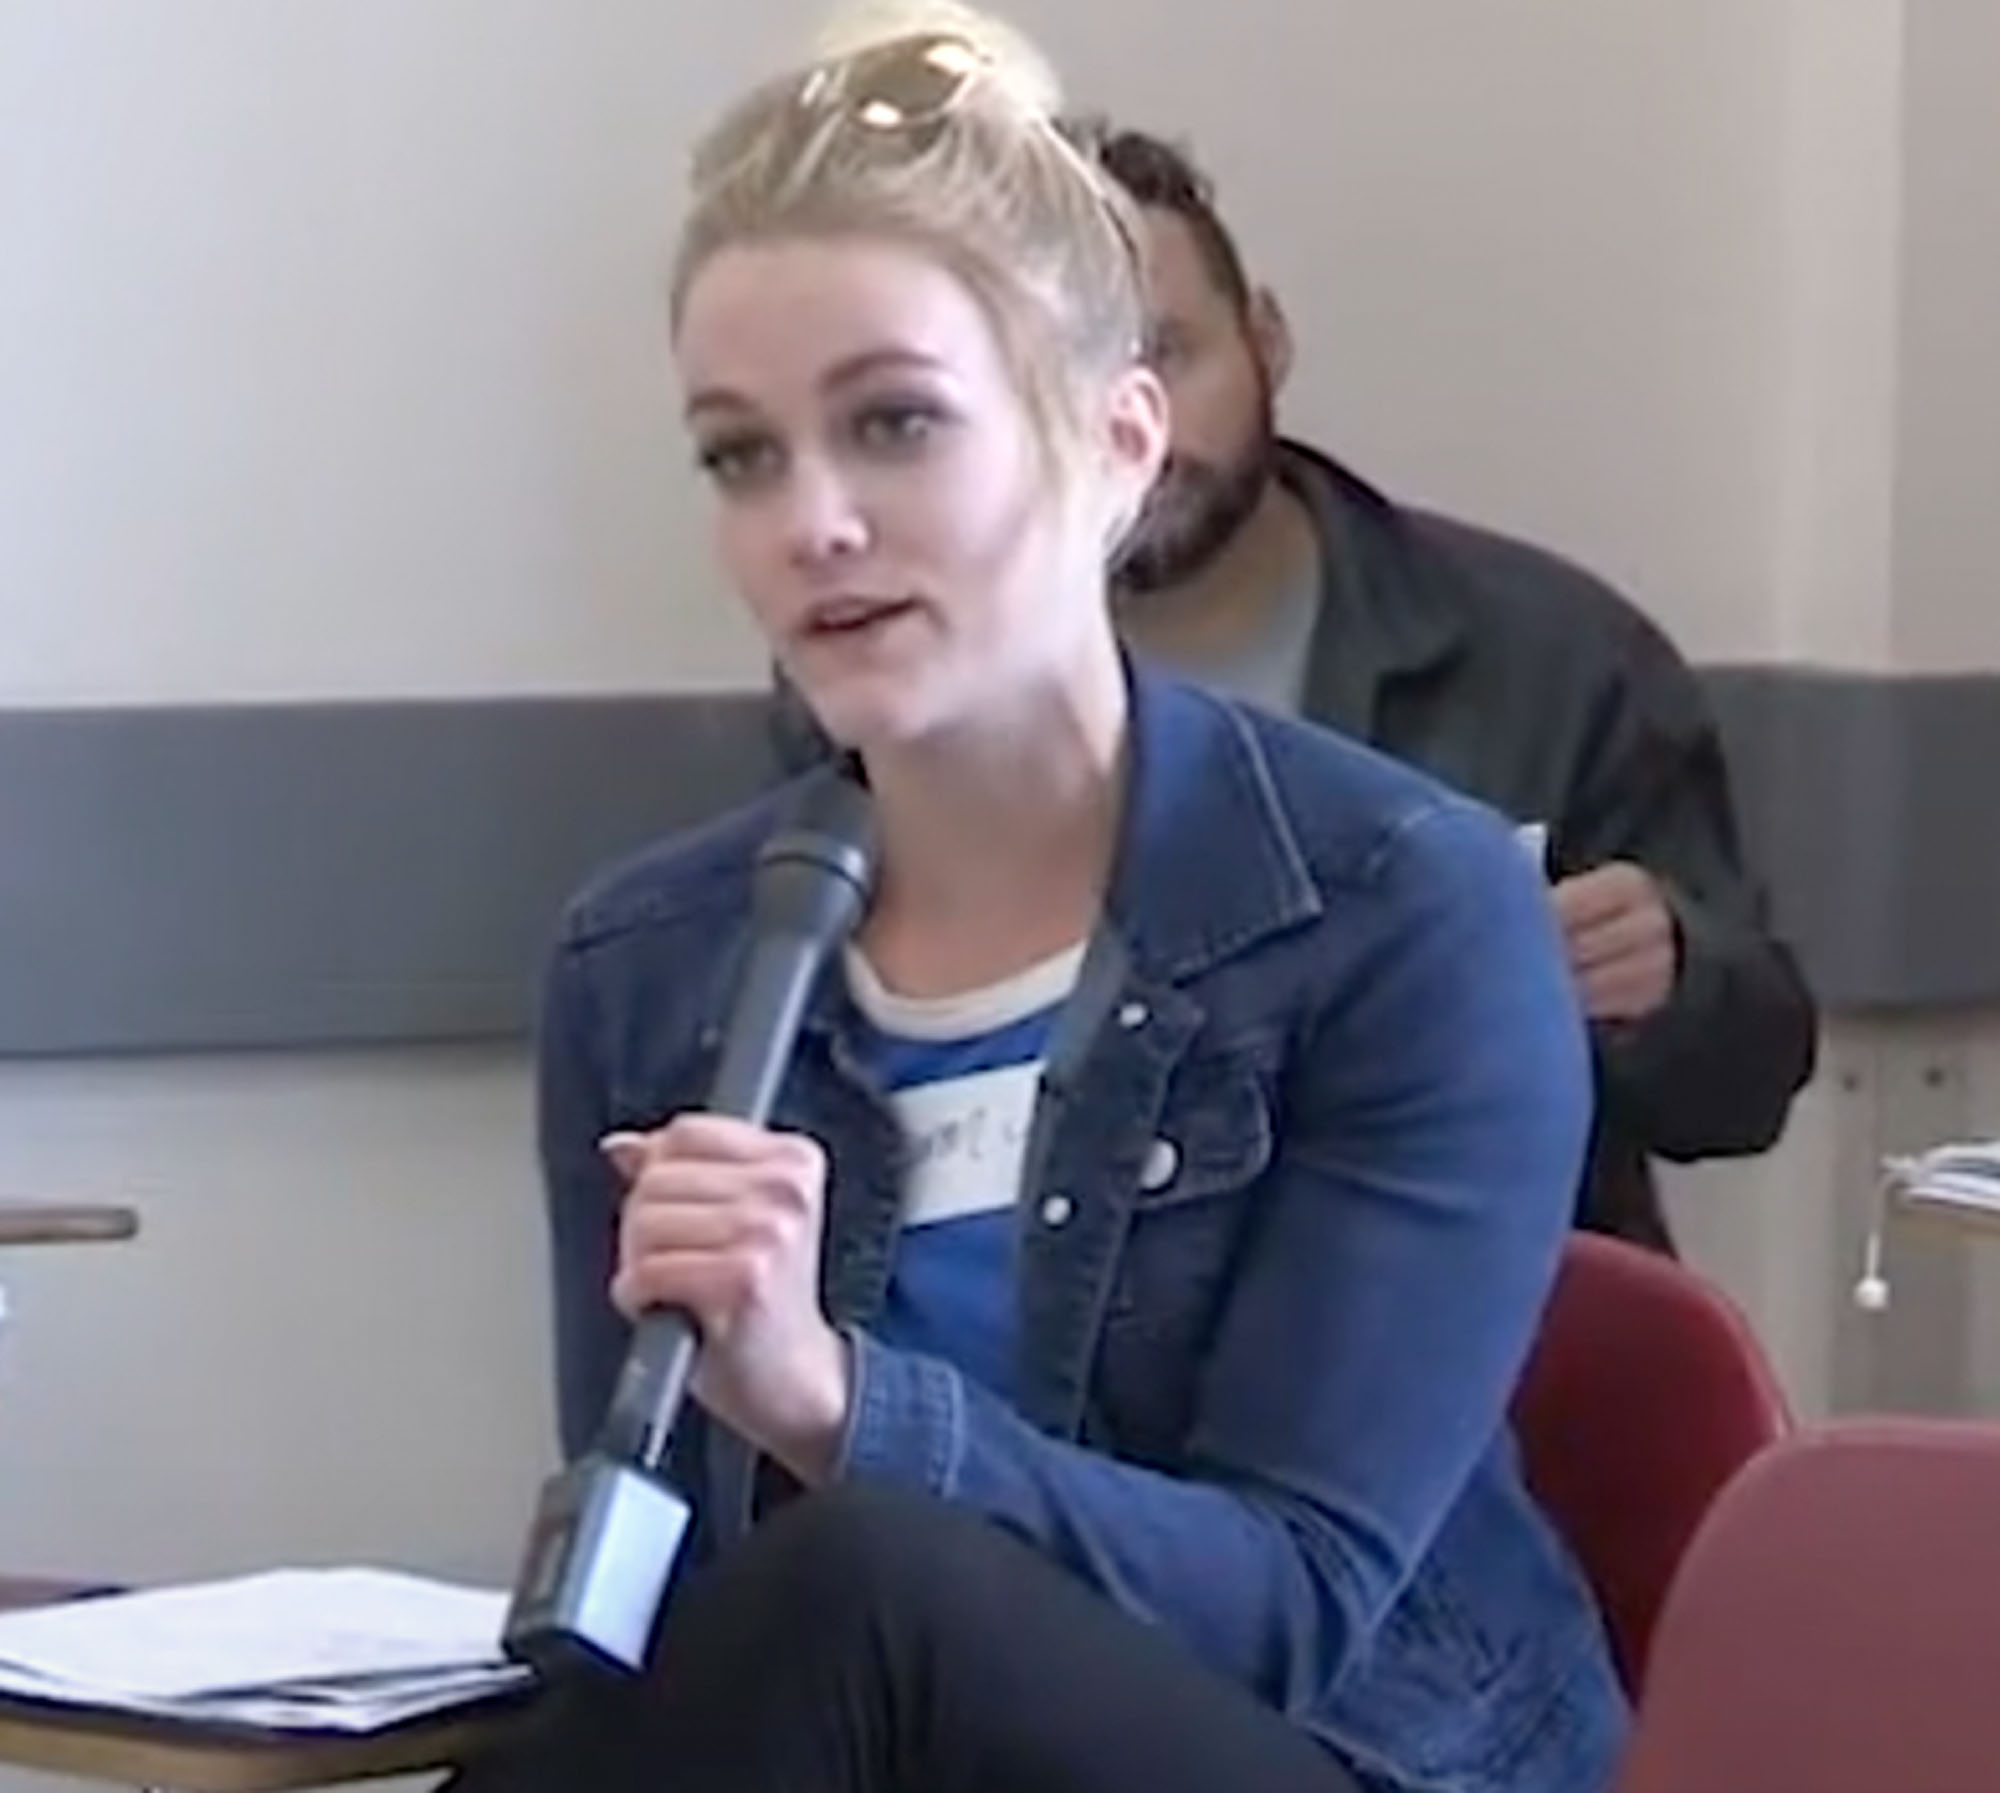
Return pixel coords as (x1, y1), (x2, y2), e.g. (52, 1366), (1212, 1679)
(776, 453), (869, 570)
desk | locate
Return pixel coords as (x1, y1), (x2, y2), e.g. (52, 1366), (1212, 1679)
(0, 1690), (519, 1791)
(0, 1203), (140, 1248)
(0, 1580), (521, 1789)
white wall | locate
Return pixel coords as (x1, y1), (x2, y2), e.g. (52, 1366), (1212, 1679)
(1, 0), (1814, 708)
(0, 1047), (549, 1793)
(0, 1049), (551, 1591)
(5, 5), (2000, 1787)
(1767, 0), (1906, 669)
(0, 2), (763, 704)
(10, 2), (1993, 691)
(1889, 0), (2000, 670)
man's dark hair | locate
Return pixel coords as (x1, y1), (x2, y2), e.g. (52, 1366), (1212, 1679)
(1065, 118), (1252, 312)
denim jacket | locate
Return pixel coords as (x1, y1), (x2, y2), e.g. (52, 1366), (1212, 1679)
(535, 670), (1629, 1793)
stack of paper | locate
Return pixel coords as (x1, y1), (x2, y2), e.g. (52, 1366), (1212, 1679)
(0, 1567), (534, 1733)
(1888, 1140), (2000, 1223)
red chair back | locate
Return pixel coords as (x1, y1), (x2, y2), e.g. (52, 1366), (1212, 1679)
(1512, 1233), (1789, 1694)
(1618, 1419), (2000, 1792)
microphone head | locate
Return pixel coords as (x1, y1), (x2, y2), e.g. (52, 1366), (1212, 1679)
(752, 769), (879, 944)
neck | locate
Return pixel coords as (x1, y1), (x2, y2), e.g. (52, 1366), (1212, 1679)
(1117, 476), (1316, 663)
(855, 633), (1127, 997)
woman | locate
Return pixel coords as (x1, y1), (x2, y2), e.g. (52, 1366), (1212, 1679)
(490, 7), (1628, 1790)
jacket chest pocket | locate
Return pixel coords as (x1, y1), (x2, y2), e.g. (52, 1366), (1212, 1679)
(1105, 1057), (1274, 1340)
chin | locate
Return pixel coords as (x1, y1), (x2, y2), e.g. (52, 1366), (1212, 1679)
(789, 669), (943, 760)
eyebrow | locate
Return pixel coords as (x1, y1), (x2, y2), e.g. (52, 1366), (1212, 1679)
(684, 347), (950, 420)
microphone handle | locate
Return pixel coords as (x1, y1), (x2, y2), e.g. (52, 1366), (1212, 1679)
(706, 933), (824, 1123)
(616, 1311), (700, 1473)
(603, 932), (829, 1473)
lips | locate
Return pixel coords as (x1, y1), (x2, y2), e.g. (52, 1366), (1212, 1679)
(801, 596), (917, 637)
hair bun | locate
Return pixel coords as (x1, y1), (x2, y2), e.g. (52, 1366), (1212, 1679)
(806, 0), (1064, 122)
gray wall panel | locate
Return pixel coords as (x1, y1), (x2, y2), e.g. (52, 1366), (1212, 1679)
(1705, 670), (2000, 1011)
(0, 696), (782, 1056)
(3, 670), (1996, 1056)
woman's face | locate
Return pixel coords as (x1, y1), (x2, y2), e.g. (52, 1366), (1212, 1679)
(674, 235), (1159, 751)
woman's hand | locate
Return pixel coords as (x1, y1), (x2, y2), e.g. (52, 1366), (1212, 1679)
(604, 1114), (851, 1484)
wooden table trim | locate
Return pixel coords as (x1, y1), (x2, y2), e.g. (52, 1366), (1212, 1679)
(0, 1692), (522, 1791)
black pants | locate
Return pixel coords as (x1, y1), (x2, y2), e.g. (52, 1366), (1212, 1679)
(457, 1484), (1364, 1793)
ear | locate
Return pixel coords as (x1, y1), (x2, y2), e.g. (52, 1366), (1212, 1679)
(1247, 286), (1293, 395)
(1103, 361), (1171, 510)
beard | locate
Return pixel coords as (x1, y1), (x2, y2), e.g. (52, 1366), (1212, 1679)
(1114, 389), (1280, 595)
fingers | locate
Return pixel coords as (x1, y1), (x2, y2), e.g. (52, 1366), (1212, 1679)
(1571, 909), (1675, 1020)
(622, 1194), (777, 1259)
(1565, 903), (1669, 974)
(612, 1250), (764, 1327)
(605, 1123), (823, 1204)
(1552, 863), (1671, 967)
(611, 1217), (790, 1323)
(603, 1112), (806, 1169)
(605, 1116), (827, 1325)
(612, 1198), (805, 1324)
(1552, 863), (1676, 1023)
(613, 1139), (820, 1244)
(600, 1131), (651, 1183)
(1578, 961), (1652, 1019)
(1552, 861), (1653, 929)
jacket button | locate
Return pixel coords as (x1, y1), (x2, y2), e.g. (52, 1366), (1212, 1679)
(1140, 1138), (1179, 1192)
(1117, 1001), (1149, 1030)
(1039, 1194), (1075, 1228)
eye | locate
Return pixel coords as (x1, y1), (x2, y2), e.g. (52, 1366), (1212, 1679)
(850, 397), (949, 455)
(1143, 326), (1195, 375)
(694, 430), (783, 491)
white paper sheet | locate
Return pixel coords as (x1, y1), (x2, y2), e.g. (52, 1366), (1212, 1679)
(1890, 1141), (2000, 1215)
(0, 1568), (533, 1733)
(1513, 820), (1550, 871)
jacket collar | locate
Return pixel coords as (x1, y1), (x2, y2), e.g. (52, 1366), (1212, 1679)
(786, 661), (1324, 1041)
(1278, 438), (1467, 733)
(1101, 662), (1322, 983)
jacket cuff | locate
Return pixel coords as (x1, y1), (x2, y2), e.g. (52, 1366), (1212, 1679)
(831, 1326), (966, 1498)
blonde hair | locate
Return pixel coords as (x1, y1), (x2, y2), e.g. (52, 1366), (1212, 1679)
(671, 2), (1144, 460)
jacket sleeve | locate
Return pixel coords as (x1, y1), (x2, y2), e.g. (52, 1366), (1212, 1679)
(832, 799), (1592, 1710)
(536, 942), (716, 1563)
(1561, 614), (1819, 1161)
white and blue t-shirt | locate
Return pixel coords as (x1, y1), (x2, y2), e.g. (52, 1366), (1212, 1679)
(845, 942), (1084, 1399)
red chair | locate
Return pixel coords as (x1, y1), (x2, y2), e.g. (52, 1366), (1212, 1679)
(1511, 1233), (1790, 1694)
(1617, 1419), (2000, 1792)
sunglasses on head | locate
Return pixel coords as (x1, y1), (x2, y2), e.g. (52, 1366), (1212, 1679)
(795, 33), (1144, 272)
(690, 31), (985, 191)
(795, 31), (991, 137)
(693, 30), (1142, 303)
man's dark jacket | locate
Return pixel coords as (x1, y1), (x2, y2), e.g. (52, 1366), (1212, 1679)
(770, 441), (1820, 1250)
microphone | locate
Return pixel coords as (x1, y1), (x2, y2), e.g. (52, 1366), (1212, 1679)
(501, 769), (878, 1680)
